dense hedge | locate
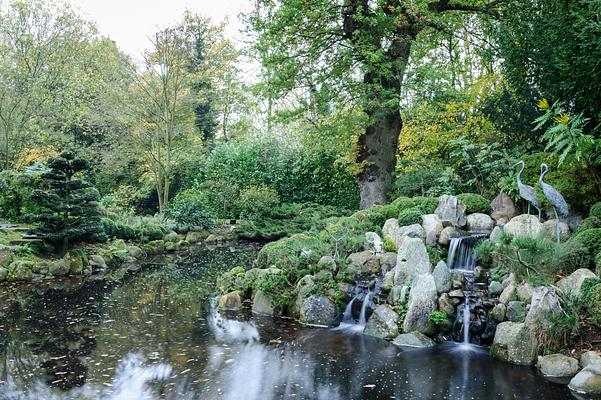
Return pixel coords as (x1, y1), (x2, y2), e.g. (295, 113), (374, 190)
(194, 137), (359, 217)
(457, 193), (492, 214)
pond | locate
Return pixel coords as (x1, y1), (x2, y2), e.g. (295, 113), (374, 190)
(0, 244), (573, 400)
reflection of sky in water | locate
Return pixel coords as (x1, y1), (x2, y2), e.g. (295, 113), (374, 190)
(0, 246), (574, 400)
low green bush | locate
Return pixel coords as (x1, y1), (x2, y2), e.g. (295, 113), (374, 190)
(457, 193), (492, 214)
(559, 228), (601, 272)
(575, 216), (601, 235)
(581, 278), (601, 327)
(430, 311), (447, 326)
(165, 189), (214, 229)
(474, 239), (496, 267)
(237, 185), (281, 219)
(590, 202), (601, 219)
(257, 233), (329, 275)
(398, 207), (423, 226)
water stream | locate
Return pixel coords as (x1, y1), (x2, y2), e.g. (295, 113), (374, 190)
(0, 244), (572, 399)
(447, 234), (487, 271)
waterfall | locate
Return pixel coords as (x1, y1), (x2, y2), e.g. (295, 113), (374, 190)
(334, 289), (371, 334)
(461, 299), (470, 345)
(447, 234), (487, 271)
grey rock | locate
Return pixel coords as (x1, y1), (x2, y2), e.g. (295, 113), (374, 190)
(503, 214), (543, 240)
(432, 261), (452, 294)
(252, 290), (280, 316)
(393, 238), (430, 286)
(499, 283), (517, 304)
(128, 246), (143, 258)
(449, 289), (465, 298)
(490, 226), (503, 244)
(569, 363), (601, 397)
(541, 219), (571, 242)
(364, 304), (400, 339)
(389, 284), (410, 305)
(218, 292), (242, 311)
(300, 295), (341, 327)
(467, 213), (495, 234)
(525, 286), (563, 329)
(49, 259), (69, 276)
(489, 281), (504, 296)
(0, 245), (12, 266)
(557, 268), (597, 300)
(438, 293), (455, 317)
(403, 273), (438, 335)
(506, 301), (526, 322)
(398, 224), (426, 240)
(365, 232), (383, 254)
(381, 270), (395, 292)
(438, 226), (464, 246)
(490, 303), (507, 322)
(537, 354), (579, 378)
(291, 275), (317, 317)
(474, 266), (488, 283)
(491, 322), (539, 366)
(435, 195), (467, 228)
(318, 256), (337, 271)
(88, 255), (107, 272)
(516, 283), (534, 304)
(422, 214), (443, 245)
(581, 351), (601, 369)
(0, 267), (7, 281)
(491, 192), (517, 222)
(392, 332), (435, 348)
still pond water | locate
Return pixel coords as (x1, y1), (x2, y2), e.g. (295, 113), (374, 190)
(0, 244), (573, 399)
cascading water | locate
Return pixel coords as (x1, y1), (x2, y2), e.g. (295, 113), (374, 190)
(461, 299), (470, 345)
(447, 234), (487, 271)
(334, 288), (372, 333)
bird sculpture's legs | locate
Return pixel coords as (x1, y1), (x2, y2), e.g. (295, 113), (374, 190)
(527, 203), (530, 216)
(553, 207), (560, 244)
(537, 207), (541, 222)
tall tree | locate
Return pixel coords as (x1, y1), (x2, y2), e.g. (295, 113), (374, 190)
(247, 0), (502, 208)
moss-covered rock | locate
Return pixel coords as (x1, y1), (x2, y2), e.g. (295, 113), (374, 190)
(590, 202), (601, 219)
(49, 259), (69, 276)
(7, 260), (35, 281)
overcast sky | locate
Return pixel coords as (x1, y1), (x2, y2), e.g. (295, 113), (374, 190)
(67, 0), (250, 58)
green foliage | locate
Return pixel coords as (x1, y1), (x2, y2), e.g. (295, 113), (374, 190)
(196, 137), (359, 218)
(236, 203), (347, 241)
(216, 266), (246, 295)
(575, 217), (601, 235)
(0, 167), (44, 222)
(539, 313), (579, 353)
(580, 278), (601, 327)
(559, 229), (601, 272)
(430, 311), (447, 326)
(426, 245), (442, 266)
(590, 202), (601, 219)
(31, 152), (106, 253)
(101, 214), (171, 243)
(456, 193), (492, 214)
(398, 207), (423, 226)
(165, 189), (214, 229)
(237, 185), (280, 219)
(257, 233), (329, 275)
(383, 238), (396, 253)
(474, 239), (496, 267)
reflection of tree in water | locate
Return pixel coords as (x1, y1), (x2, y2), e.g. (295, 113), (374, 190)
(0, 280), (107, 390)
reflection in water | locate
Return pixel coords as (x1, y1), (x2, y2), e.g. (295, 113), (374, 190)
(0, 244), (573, 400)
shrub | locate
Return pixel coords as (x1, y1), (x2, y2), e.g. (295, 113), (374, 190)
(590, 202), (601, 219)
(165, 189), (214, 229)
(581, 278), (601, 327)
(560, 228), (601, 272)
(430, 311), (447, 326)
(398, 207), (423, 226)
(474, 239), (496, 267)
(257, 233), (329, 275)
(216, 266), (246, 294)
(384, 238), (396, 252)
(237, 185), (280, 219)
(457, 193), (492, 214)
(575, 216), (601, 235)
(426, 245), (442, 265)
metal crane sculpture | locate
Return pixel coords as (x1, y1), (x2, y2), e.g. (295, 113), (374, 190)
(539, 163), (570, 243)
(514, 160), (542, 220)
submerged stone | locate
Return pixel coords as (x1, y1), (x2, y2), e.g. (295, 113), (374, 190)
(491, 321), (538, 366)
(364, 304), (399, 339)
(300, 295), (341, 327)
(392, 332), (435, 348)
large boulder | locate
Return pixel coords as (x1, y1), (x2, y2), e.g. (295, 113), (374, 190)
(569, 354), (601, 398)
(422, 214), (443, 245)
(218, 292), (243, 311)
(489, 281), (504, 296)
(49, 259), (69, 276)
(432, 261), (452, 294)
(300, 295), (341, 327)
(491, 322), (539, 366)
(365, 232), (383, 254)
(8, 260), (34, 281)
(537, 354), (579, 380)
(506, 301), (526, 322)
(0, 267), (7, 281)
(541, 219), (570, 242)
(345, 251), (381, 281)
(525, 286), (563, 328)
(489, 226), (503, 244)
(251, 290), (280, 316)
(499, 282), (517, 304)
(383, 219), (425, 249)
(467, 213), (495, 234)
(557, 268), (597, 299)
(503, 214), (543, 239)
(364, 304), (399, 339)
(389, 284), (410, 305)
(393, 238), (431, 286)
(491, 192), (517, 222)
(516, 283), (534, 304)
(435, 195), (467, 228)
(438, 293), (455, 317)
(490, 303), (507, 322)
(317, 256), (337, 272)
(392, 332), (435, 348)
(403, 273), (438, 335)
(291, 275), (317, 317)
(438, 226), (465, 246)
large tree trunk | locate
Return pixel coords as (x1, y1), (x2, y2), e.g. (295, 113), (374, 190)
(357, 109), (401, 209)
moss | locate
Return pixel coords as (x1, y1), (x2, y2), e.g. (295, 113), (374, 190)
(216, 266), (246, 294)
(457, 193), (492, 214)
(581, 278), (601, 327)
(0, 228), (21, 246)
(383, 238), (396, 252)
(398, 207), (423, 226)
(257, 233), (329, 273)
